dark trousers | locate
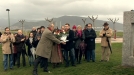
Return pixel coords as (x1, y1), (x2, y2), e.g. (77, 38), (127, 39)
(87, 50), (95, 62)
(61, 49), (65, 60)
(75, 49), (82, 63)
(17, 51), (26, 67)
(33, 56), (48, 71)
(40, 59), (45, 68)
(84, 49), (87, 60)
(13, 53), (17, 66)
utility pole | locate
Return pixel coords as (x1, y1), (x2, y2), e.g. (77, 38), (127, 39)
(6, 9), (10, 29)
(19, 20), (25, 33)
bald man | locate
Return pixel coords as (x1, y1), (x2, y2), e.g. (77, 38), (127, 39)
(31, 27), (37, 37)
(33, 24), (65, 75)
(15, 30), (26, 68)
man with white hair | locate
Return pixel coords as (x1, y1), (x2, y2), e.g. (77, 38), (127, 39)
(15, 30), (27, 68)
(33, 24), (66, 75)
(31, 27), (37, 37)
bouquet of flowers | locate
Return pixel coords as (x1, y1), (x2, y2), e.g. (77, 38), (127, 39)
(59, 30), (69, 42)
(53, 29), (69, 42)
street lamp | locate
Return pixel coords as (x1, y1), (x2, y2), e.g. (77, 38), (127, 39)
(19, 20), (25, 33)
(6, 9), (10, 29)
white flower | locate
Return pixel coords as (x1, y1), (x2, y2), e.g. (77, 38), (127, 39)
(63, 32), (65, 34)
(54, 32), (56, 34)
(58, 33), (60, 35)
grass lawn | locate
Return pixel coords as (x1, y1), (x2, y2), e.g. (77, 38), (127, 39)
(0, 43), (134, 75)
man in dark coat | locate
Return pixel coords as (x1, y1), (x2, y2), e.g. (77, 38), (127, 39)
(33, 24), (65, 75)
(15, 30), (27, 68)
(64, 23), (75, 67)
(84, 23), (96, 62)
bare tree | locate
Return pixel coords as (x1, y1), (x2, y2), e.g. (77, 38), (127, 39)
(88, 15), (98, 31)
(107, 18), (119, 39)
(107, 18), (119, 30)
(82, 18), (87, 25)
(45, 18), (53, 23)
(19, 20), (25, 33)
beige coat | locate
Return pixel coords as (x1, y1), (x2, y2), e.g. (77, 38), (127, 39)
(0, 33), (15, 54)
(99, 28), (113, 47)
(36, 28), (61, 59)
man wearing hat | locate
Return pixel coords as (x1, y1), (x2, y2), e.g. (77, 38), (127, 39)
(99, 22), (113, 62)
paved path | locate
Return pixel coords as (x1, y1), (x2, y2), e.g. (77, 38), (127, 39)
(95, 38), (123, 43)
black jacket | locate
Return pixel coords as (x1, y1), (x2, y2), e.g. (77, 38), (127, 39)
(26, 38), (37, 56)
(64, 29), (75, 50)
(84, 29), (96, 50)
(15, 34), (26, 52)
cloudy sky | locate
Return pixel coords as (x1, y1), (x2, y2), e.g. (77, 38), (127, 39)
(0, 0), (134, 25)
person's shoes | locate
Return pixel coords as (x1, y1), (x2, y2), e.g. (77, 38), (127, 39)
(33, 70), (38, 75)
(65, 65), (69, 67)
(78, 60), (81, 64)
(104, 60), (108, 62)
(44, 70), (51, 73)
(92, 60), (95, 62)
(100, 60), (104, 62)
(23, 64), (26, 67)
(4, 69), (7, 72)
(72, 64), (76, 67)
(17, 66), (20, 68)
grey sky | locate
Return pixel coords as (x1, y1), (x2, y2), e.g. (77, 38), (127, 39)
(0, 0), (134, 25)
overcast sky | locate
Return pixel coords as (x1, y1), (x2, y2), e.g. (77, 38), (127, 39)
(0, 0), (134, 25)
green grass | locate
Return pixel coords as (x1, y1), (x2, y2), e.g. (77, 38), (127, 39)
(0, 43), (133, 75)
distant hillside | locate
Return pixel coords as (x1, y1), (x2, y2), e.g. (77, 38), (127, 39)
(11, 16), (123, 31)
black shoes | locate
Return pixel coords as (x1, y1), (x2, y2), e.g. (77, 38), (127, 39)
(72, 64), (76, 67)
(33, 71), (38, 75)
(100, 60), (108, 62)
(44, 70), (51, 73)
(4, 69), (7, 72)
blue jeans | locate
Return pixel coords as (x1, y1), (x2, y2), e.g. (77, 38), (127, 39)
(87, 50), (95, 62)
(64, 48), (75, 66)
(3, 54), (13, 70)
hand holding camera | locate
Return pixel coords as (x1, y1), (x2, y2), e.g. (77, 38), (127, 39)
(103, 33), (106, 37)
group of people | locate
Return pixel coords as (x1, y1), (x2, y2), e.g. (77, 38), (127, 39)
(0, 22), (113, 75)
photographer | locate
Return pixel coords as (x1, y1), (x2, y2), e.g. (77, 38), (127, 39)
(99, 22), (113, 62)
(0, 27), (15, 71)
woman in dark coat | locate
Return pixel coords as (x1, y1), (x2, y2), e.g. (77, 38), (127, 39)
(74, 25), (85, 64)
(84, 23), (96, 62)
(26, 32), (36, 66)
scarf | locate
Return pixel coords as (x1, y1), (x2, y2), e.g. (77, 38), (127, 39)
(47, 27), (52, 32)
(77, 30), (82, 37)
